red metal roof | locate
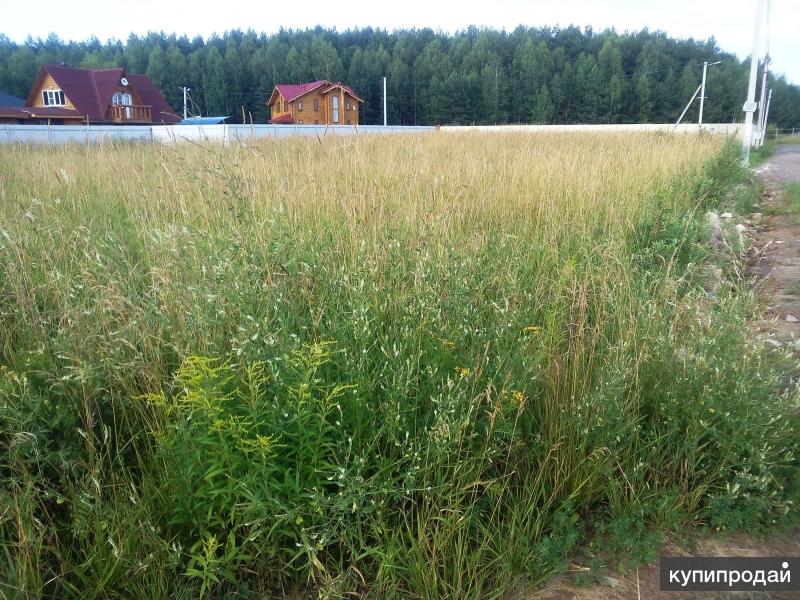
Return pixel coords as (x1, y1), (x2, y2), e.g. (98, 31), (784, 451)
(272, 80), (363, 103)
(268, 112), (295, 124)
(275, 81), (328, 102)
(24, 65), (180, 124)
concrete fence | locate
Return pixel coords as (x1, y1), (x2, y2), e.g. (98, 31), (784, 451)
(441, 123), (743, 136)
(0, 122), (741, 145)
(0, 123), (435, 145)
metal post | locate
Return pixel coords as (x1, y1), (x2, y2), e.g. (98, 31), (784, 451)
(760, 88), (773, 146)
(699, 62), (708, 126)
(756, 56), (770, 145)
(742, 0), (766, 165)
(382, 76), (387, 127)
(180, 87), (190, 120)
(674, 84), (702, 130)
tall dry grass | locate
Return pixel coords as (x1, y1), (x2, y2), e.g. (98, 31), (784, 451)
(0, 133), (797, 599)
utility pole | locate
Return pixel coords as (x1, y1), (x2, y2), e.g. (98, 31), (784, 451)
(180, 86), (190, 120)
(674, 61), (720, 130)
(383, 76), (387, 127)
(756, 55), (770, 143)
(698, 61), (721, 127)
(759, 88), (773, 146)
(742, 0), (766, 165)
(699, 62), (708, 127)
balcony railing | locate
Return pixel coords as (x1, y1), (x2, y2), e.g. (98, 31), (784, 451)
(108, 104), (152, 123)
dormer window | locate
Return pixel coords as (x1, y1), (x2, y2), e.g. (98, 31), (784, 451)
(42, 90), (65, 106)
(112, 92), (132, 106)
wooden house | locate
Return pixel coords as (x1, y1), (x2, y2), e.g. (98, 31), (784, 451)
(0, 65), (180, 125)
(267, 81), (363, 125)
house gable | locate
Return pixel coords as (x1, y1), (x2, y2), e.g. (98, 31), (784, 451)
(267, 80), (363, 125)
(23, 65), (179, 124)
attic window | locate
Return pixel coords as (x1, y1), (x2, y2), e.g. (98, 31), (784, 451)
(42, 90), (65, 106)
(297, 101), (303, 111)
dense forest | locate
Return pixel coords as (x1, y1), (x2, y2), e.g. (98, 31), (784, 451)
(0, 27), (798, 126)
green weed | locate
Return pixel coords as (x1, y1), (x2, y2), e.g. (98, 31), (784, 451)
(0, 134), (797, 599)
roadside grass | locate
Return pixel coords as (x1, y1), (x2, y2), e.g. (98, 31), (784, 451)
(0, 133), (798, 599)
(785, 182), (800, 223)
(764, 182), (800, 220)
(750, 134), (800, 166)
(750, 145), (774, 167)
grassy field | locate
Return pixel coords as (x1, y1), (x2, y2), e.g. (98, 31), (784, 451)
(1, 133), (798, 599)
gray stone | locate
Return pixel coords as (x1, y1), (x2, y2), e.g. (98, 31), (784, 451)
(706, 211), (724, 246)
(786, 314), (799, 322)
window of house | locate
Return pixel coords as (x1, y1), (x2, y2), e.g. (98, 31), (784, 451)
(346, 101), (351, 111)
(298, 101), (303, 111)
(313, 98), (319, 111)
(332, 95), (339, 123)
(42, 89), (65, 106)
(112, 92), (132, 105)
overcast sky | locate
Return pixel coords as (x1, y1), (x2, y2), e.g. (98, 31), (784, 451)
(1, 0), (797, 83)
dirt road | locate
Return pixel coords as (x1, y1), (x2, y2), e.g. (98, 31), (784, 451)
(753, 145), (800, 346)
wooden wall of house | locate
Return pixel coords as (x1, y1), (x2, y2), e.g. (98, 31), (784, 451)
(341, 92), (360, 125)
(323, 90), (361, 125)
(269, 89), (362, 125)
(269, 95), (292, 121)
(31, 73), (77, 109)
(293, 91), (361, 125)
(114, 84), (144, 106)
(291, 90), (328, 125)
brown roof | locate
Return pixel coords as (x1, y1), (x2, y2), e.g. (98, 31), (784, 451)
(125, 73), (181, 124)
(0, 105), (83, 120)
(26, 64), (180, 124)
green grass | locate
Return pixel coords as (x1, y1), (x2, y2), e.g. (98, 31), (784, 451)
(765, 182), (800, 222)
(0, 133), (798, 599)
(786, 182), (800, 222)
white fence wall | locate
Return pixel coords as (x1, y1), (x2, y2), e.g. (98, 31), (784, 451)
(0, 124), (435, 145)
(441, 123), (743, 136)
(0, 122), (741, 145)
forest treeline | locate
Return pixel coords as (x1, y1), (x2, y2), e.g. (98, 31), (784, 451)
(0, 26), (798, 126)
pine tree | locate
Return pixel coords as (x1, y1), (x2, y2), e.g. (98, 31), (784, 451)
(532, 85), (554, 123)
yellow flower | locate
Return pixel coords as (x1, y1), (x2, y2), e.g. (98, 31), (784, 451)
(512, 390), (524, 403)
(523, 325), (542, 334)
(457, 367), (471, 377)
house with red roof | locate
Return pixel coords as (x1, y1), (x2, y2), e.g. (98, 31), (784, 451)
(0, 64), (180, 125)
(267, 80), (363, 125)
